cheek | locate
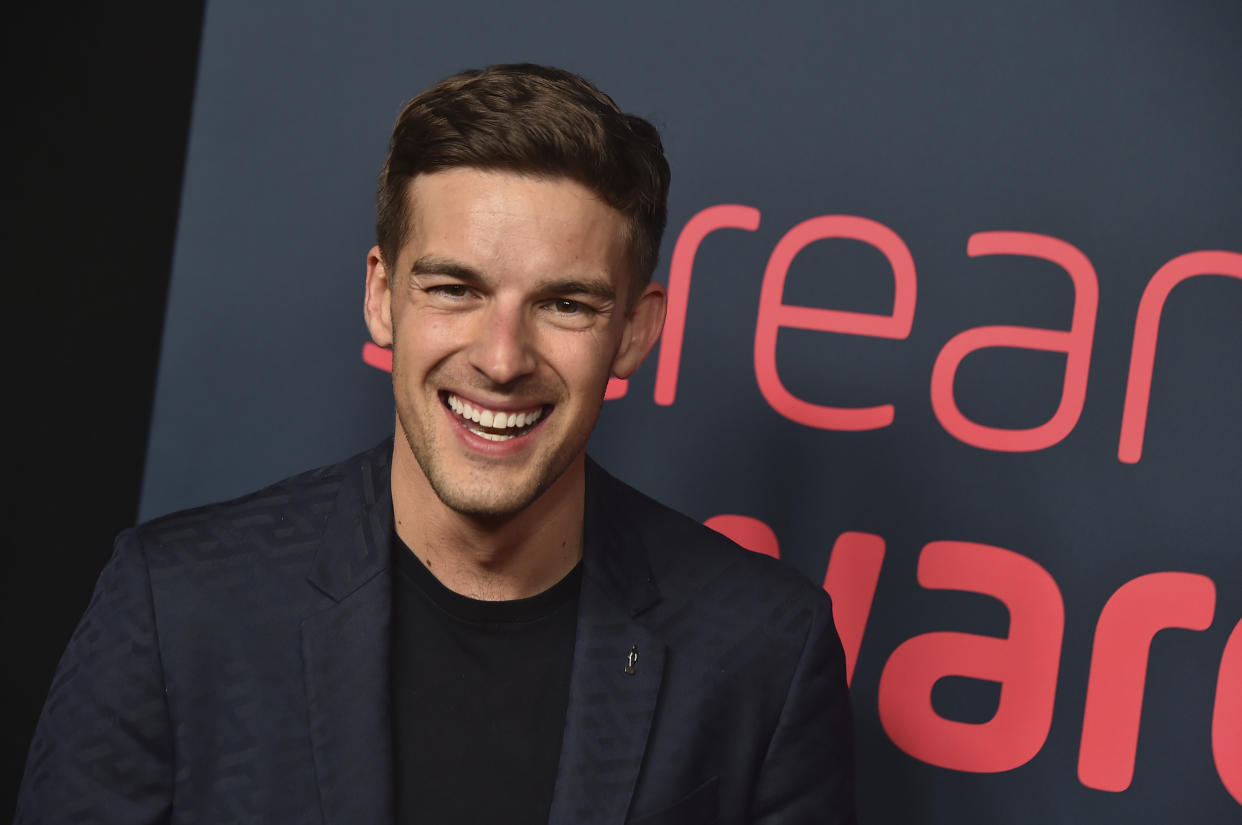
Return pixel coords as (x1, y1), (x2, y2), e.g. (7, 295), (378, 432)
(543, 333), (619, 393)
(395, 312), (465, 360)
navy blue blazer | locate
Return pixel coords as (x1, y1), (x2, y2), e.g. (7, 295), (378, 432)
(18, 440), (856, 824)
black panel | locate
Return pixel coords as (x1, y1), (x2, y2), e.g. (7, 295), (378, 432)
(6, 3), (205, 815)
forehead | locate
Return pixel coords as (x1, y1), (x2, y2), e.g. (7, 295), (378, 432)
(401, 168), (633, 285)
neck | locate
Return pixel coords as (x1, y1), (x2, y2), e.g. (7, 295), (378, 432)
(389, 438), (585, 601)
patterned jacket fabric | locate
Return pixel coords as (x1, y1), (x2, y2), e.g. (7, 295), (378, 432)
(17, 439), (857, 824)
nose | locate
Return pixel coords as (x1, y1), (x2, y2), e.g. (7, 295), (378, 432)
(467, 301), (538, 386)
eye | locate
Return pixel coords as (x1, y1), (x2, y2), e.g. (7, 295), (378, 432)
(552, 299), (585, 314)
(540, 297), (599, 329)
(427, 284), (471, 299)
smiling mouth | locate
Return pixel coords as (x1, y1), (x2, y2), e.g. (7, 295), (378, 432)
(443, 392), (549, 442)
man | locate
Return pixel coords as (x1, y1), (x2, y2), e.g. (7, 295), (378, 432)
(18, 64), (856, 824)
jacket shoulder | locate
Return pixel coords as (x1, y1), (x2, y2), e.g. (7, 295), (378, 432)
(133, 440), (389, 562)
(592, 462), (827, 612)
(138, 461), (338, 545)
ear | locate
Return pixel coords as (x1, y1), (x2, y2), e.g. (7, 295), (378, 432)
(611, 280), (668, 379)
(364, 245), (394, 348)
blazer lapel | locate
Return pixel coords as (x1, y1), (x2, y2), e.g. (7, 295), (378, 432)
(301, 444), (395, 825)
(548, 460), (667, 825)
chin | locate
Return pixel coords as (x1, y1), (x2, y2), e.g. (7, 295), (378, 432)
(432, 482), (546, 520)
(407, 435), (562, 520)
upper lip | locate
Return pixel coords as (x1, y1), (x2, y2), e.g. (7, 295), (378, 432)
(444, 391), (548, 413)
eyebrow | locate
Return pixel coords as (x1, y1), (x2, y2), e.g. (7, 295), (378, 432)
(541, 278), (616, 302)
(410, 255), (485, 285)
(410, 255), (617, 303)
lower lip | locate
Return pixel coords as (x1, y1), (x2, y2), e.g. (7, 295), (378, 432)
(442, 398), (549, 457)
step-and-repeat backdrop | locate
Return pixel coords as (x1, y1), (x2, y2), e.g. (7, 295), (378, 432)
(140, 1), (1240, 821)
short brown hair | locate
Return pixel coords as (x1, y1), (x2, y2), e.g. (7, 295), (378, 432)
(376, 64), (670, 296)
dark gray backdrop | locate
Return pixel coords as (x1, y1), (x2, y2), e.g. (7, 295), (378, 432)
(139, 1), (1241, 823)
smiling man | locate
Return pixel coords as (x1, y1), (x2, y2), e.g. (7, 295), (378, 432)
(18, 65), (856, 824)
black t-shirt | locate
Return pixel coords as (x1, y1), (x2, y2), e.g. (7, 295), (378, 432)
(391, 532), (581, 824)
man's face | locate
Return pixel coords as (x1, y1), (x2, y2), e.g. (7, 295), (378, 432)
(365, 168), (663, 519)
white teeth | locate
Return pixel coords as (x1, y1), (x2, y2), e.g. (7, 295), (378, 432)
(469, 428), (516, 442)
(464, 424), (517, 442)
(445, 394), (543, 436)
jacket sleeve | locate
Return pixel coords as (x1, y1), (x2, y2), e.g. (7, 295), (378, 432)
(16, 529), (174, 824)
(750, 589), (858, 824)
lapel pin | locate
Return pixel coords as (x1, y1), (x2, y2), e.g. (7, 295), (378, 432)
(624, 645), (638, 676)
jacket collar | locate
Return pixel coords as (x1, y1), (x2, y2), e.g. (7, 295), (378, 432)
(547, 458), (667, 825)
(302, 439), (396, 825)
(306, 438), (394, 602)
(581, 456), (662, 618)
